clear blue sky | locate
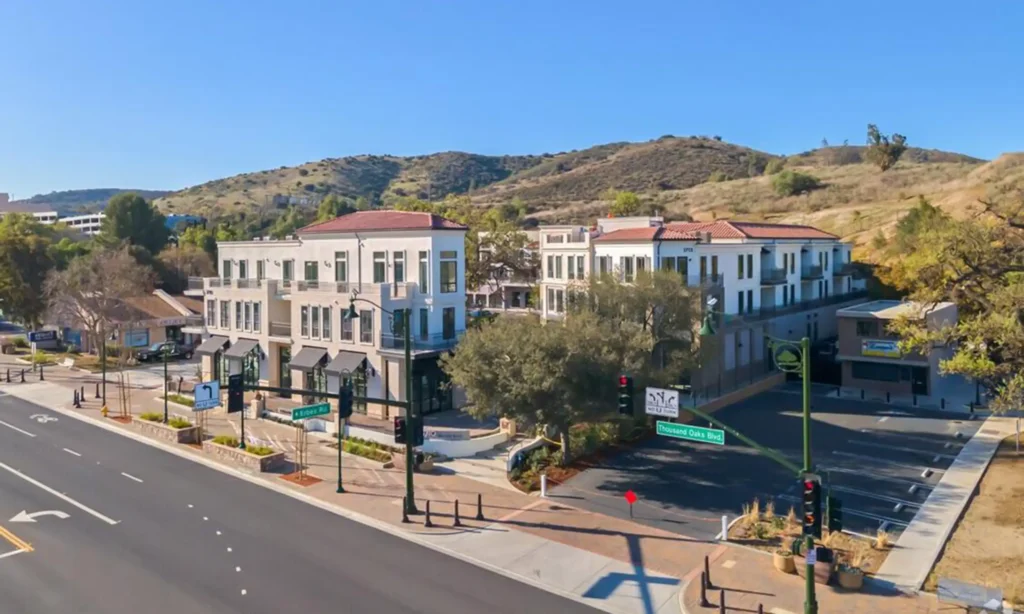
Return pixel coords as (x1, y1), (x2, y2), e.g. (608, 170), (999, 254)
(1, 0), (1021, 198)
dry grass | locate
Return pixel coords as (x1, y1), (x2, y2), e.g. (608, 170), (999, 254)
(874, 529), (892, 550)
(924, 434), (1024, 608)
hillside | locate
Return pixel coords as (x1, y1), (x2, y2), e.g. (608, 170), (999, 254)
(14, 188), (171, 215)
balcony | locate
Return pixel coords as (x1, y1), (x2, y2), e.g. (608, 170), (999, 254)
(235, 278), (263, 289)
(833, 262), (857, 276)
(718, 290), (870, 327)
(186, 277), (205, 291)
(760, 267), (787, 285)
(801, 265), (824, 279)
(380, 331), (465, 353)
(269, 322), (291, 338)
(683, 273), (723, 288)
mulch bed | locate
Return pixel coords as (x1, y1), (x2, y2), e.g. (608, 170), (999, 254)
(280, 471), (323, 487)
(109, 415), (132, 424)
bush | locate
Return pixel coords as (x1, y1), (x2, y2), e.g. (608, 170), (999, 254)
(165, 393), (195, 407)
(771, 170), (821, 196)
(340, 439), (392, 462)
(139, 412), (163, 422)
(244, 444), (275, 456)
(13, 337), (29, 349)
(297, 168), (309, 176)
(213, 435), (239, 447)
(764, 158), (786, 175)
(167, 417), (192, 429)
(707, 171), (729, 183)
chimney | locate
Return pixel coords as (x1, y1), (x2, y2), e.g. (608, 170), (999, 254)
(704, 231), (713, 243)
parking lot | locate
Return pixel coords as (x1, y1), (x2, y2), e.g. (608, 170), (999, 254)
(552, 389), (982, 541)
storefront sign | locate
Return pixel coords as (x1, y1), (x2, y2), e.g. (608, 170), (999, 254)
(861, 339), (901, 358)
(28, 330), (58, 343)
(424, 428), (470, 441)
(157, 317), (187, 327)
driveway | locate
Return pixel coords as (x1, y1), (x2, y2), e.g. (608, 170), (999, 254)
(551, 390), (982, 541)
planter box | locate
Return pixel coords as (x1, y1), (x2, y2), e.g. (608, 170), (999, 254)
(204, 441), (287, 474)
(135, 418), (200, 444)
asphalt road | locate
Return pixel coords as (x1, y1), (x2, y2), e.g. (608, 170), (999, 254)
(0, 392), (600, 614)
(554, 390), (981, 540)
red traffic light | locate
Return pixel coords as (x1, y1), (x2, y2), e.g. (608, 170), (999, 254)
(804, 480), (815, 490)
(619, 375), (629, 386)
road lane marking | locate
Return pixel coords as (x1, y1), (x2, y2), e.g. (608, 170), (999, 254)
(776, 494), (909, 527)
(827, 485), (922, 508)
(848, 439), (958, 460)
(832, 450), (945, 475)
(240, 589), (247, 596)
(0, 462), (119, 526)
(860, 429), (964, 448)
(0, 420), (36, 437)
(877, 416), (889, 423)
(120, 472), (143, 483)
(820, 465), (934, 490)
(63, 448), (81, 457)
(0, 525), (33, 553)
(0, 549), (27, 560)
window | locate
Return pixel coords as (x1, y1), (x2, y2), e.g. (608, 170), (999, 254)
(394, 252), (405, 283)
(567, 257), (575, 280)
(747, 254), (753, 279)
(206, 300), (215, 326)
(738, 291), (744, 314)
(305, 261), (319, 282)
(818, 280), (823, 297)
(662, 256), (676, 271)
(393, 309), (406, 339)
(311, 306), (320, 339)
(621, 257), (634, 282)
(747, 289), (754, 314)
(555, 256), (563, 279)
(597, 256), (612, 275)
(783, 285), (789, 306)
(222, 260), (232, 280)
(341, 310), (353, 341)
(373, 252), (387, 283)
(244, 302), (252, 331)
(256, 260), (265, 281)
(442, 307), (455, 340)
(300, 306), (309, 337)
(790, 254), (795, 274)
(322, 307), (331, 340)
(238, 260), (248, 280)
(790, 283), (796, 302)
(419, 251), (429, 290)
(783, 253), (788, 272)
(220, 301), (230, 328)
(282, 260), (294, 282)
(825, 251), (829, 271)
(235, 302), (242, 329)
(359, 310), (374, 343)
(856, 321), (875, 336)
(546, 255), (554, 279)
(419, 308), (429, 340)
(738, 254), (744, 279)
(440, 250), (458, 293)
(556, 289), (564, 313)
(334, 252), (347, 283)
(253, 302), (261, 333)
(851, 361), (901, 382)
(546, 288), (554, 312)
(700, 256), (708, 280)
(576, 256), (585, 279)
(679, 257), (689, 278)
(637, 257), (649, 273)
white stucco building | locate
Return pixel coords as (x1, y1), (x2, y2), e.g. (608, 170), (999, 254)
(185, 210), (468, 420)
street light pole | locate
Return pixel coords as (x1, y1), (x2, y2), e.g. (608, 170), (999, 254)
(403, 308), (416, 515)
(100, 326), (107, 406)
(337, 369), (350, 494)
(798, 335), (817, 614)
(163, 344), (169, 423)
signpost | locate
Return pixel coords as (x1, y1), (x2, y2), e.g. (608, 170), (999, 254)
(656, 421), (725, 446)
(645, 387), (680, 418)
(193, 380), (221, 411)
(291, 402), (330, 421)
(624, 490), (638, 518)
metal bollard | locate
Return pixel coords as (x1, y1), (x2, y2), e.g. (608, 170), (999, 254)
(5, 368), (9, 382)
(453, 500), (462, 527)
(758, 604), (764, 614)
(424, 500), (433, 528)
(401, 497), (410, 524)
(860, 388), (865, 399)
(20, 369), (25, 383)
(39, 364), (43, 381)
(719, 589), (725, 614)
(913, 394), (917, 406)
(73, 390), (79, 407)
(80, 386), (85, 401)
(699, 571), (710, 607)
(941, 397), (945, 410)
(704, 555), (713, 589)
(540, 473), (548, 497)
(886, 391), (890, 403)
(476, 493), (485, 521)
(95, 382), (100, 399)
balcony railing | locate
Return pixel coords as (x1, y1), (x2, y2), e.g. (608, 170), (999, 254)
(833, 262), (857, 276)
(719, 290), (869, 327)
(184, 314), (206, 327)
(236, 278), (262, 289)
(380, 331), (465, 352)
(269, 322), (291, 337)
(682, 273), (723, 288)
(801, 265), (824, 279)
(760, 267), (787, 285)
(187, 277), (205, 291)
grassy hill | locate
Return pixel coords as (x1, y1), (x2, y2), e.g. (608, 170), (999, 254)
(13, 188), (171, 215)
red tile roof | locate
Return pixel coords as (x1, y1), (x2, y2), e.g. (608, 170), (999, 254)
(593, 226), (700, 243)
(593, 220), (839, 244)
(299, 210), (468, 234)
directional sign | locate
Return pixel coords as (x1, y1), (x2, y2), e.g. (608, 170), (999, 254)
(193, 380), (221, 411)
(10, 510), (69, 523)
(645, 387), (680, 418)
(656, 421), (725, 446)
(291, 402), (330, 421)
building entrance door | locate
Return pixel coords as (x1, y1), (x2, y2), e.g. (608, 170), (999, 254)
(911, 367), (928, 396)
(278, 346), (292, 398)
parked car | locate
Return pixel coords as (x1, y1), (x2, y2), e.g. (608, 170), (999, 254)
(136, 341), (194, 362)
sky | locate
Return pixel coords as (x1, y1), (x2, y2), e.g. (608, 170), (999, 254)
(1, 0), (1021, 198)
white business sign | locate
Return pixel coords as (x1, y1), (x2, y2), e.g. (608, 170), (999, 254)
(645, 387), (680, 418)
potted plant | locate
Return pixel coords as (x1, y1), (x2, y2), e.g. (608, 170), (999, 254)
(773, 548), (796, 574)
(836, 564), (864, 590)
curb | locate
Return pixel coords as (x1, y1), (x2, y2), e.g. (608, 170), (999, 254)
(2, 387), (634, 614)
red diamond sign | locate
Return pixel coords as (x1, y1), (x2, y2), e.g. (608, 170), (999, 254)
(624, 490), (638, 505)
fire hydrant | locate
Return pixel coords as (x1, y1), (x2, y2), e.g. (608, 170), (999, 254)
(101, 405), (109, 418)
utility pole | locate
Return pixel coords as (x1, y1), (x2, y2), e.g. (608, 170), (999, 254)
(163, 344), (169, 423)
(403, 308), (416, 515)
(100, 326), (107, 406)
(799, 336), (817, 614)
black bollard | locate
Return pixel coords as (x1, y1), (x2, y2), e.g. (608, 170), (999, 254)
(401, 497), (410, 524)
(20, 369), (25, 383)
(73, 390), (79, 407)
(699, 571), (710, 607)
(719, 589), (725, 614)
(758, 604), (764, 614)
(475, 493), (485, 521)
(424, 500), (433, 528)
(860, 388), (865, 400)
(5, 368), (9, 382)
(941, 398), (946, 410)
(95, 382), (100, 399)
(886, 391), (890, 403)
(704, 555), (713, 589)
(80, 385), (85, 401)
(39, 364), (43, 381)
(453, 500), (462, 527)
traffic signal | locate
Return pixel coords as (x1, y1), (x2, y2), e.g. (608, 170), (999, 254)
(617, 375), (634, 415)
(338, 381), (354, 419)
(802, 478), (822, 538)
(412, 418), (424, 446)
(826, 495), (843, 533)
(227, 373), (244, 413)
(394, 416), (407, 444)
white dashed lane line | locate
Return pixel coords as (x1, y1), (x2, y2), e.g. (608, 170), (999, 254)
(0, 420), (36, 437)
(120, 472), (144, 483)
(63, 448), (82, 457)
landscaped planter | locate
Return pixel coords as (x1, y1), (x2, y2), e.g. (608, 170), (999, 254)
(204, 441), (287, 474)
(794, 557), (834, 585)
(136, 418), (201, 444)
(773, 550), (796, 574)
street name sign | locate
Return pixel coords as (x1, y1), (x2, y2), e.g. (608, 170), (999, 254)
(193, 380), (221, 411)
(656, 421), (725, 446)
(645, 387), (680, 418)
(291, 403), (331, 421)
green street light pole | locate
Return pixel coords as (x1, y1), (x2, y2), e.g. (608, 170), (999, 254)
(337, 368), (351, 494)
(163, 344), (170, 423)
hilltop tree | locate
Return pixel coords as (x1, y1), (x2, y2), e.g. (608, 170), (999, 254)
(865, 124), (908, 172)
(0, 214), (56, 327)
(100, 192), (170, 255)
(771, 170), (821, 196)
(607, 190), (642, 217)
(316, 194), (355, 221)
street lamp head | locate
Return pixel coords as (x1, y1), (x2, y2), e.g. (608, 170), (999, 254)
(343, 302), (359, 320)
(706, 296), (718, 308)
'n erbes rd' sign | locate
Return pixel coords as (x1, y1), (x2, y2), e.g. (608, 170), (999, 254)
(291, 403), (330, 421)
(656, 421), (725, 446)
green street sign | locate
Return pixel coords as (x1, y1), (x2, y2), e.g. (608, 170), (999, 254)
(291, 402), (331, 421)
(656, 420), (725, 446)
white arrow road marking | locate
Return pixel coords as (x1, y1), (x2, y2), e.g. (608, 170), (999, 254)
(10, 510), (70, 523)
(0, 420), (35, 437)
(0, 462), (119, 525)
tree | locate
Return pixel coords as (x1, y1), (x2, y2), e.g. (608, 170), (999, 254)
(316, 194), (355, 222)
(764, 158), (786, 175)
(268, 206), (314, 239)
(771, 170), (821, 196)
(178, 225), (217, 257)
(608, 190), (642, 217)
(156, 244), (215, 293)
(0, 214), (56, 327)
(99, 192), (170, 255)
(44, 248), (155, 356)
(474, 223), (538, 295)
(865, 124), (908, 172)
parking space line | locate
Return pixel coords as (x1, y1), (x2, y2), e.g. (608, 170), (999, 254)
(847, 440), (958, 460)
(858, 430), (964, 448)
(0, 420), (36, 438)
(827, 485), (922, 508)
(776, 494), (909, 528)
(831, 451), (944, 475)
(821, 466), (934, 490)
